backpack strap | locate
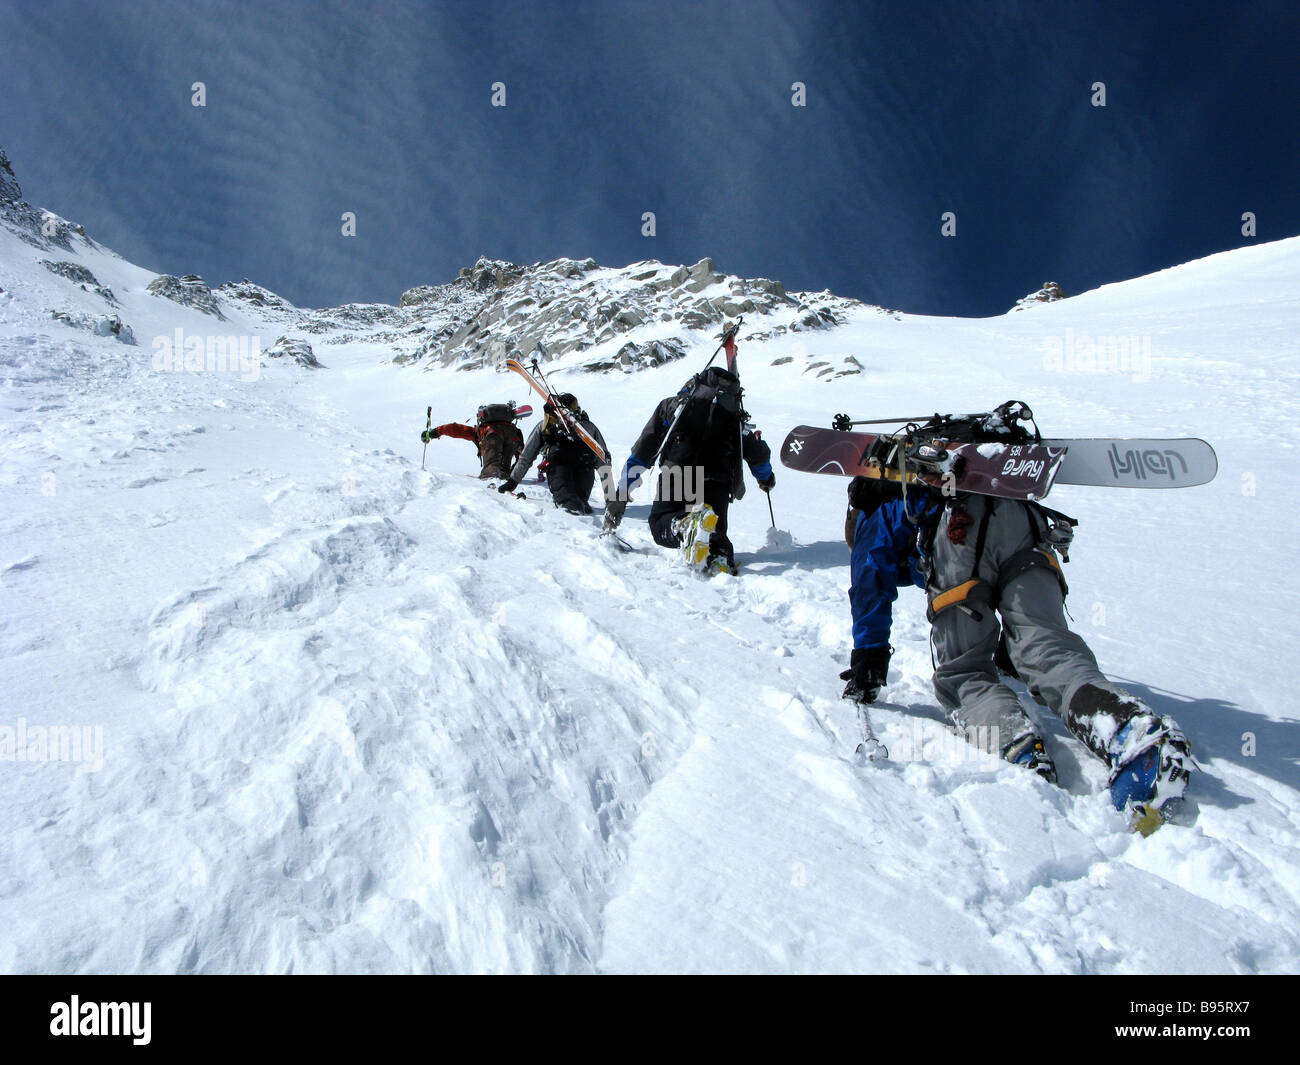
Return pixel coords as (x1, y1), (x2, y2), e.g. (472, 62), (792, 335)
(969, 497), (995, 583)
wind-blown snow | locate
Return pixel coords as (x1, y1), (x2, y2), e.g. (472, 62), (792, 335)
(1, 212), (1297, 973)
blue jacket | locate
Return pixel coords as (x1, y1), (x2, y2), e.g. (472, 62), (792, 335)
(850, 492), (942, 650)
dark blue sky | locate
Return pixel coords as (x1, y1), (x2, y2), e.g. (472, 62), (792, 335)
(2, 0), (1297, 317)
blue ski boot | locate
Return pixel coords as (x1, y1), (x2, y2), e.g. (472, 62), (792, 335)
(1004, 732), (1057, 784)
(1108, 717), (1193, 835)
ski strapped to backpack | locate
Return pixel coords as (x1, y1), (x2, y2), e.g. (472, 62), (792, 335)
(647, 319), (747, 472)
(504, 357), (607, 463)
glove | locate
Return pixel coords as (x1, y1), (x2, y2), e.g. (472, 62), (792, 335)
(421, 428), (440, 443)
(848, 473), (901, 511)
(602, 498), (627, 531)
(758, 473), (775, 493)
(839, 646), (892, 705)
(497, 479), (519, 494)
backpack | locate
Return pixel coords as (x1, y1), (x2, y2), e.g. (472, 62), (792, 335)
(477, 403), (517, 427)
(677, 367), (746, 444)
(915, 400), (1040, 445)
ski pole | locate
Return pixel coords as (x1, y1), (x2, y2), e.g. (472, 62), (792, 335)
(765, 489), (776, 528)
(421, 406), (431, 469)
(832, 413), (937, 431)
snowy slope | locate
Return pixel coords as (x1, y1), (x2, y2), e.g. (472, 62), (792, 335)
(1, 180), (1298, 972)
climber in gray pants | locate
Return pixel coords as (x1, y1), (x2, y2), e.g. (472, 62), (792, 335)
(926, 492), (1191, 818)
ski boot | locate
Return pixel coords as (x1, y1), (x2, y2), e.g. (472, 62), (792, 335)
(672, 504), (720, 572)
(1003, 732), (1058, 784)
(703, 533), (738, 576)
(1108, 717), (1193, 836)
(703, 554), (738, 576)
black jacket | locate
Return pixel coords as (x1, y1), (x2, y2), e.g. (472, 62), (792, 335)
(630, 393), (772, 500)
(510, 410), (610, 484)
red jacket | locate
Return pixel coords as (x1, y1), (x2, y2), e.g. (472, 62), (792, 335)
(435, 422), (481, 444)
(437, 421), (524, 474)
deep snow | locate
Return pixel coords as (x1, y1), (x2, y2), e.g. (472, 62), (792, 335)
(1, 213), (1298, 973)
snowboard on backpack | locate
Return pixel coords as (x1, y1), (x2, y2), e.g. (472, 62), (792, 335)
(780, 426), (1217, 499)
(780, 426), (1066, 501)
(1043, 437), (1217, 489)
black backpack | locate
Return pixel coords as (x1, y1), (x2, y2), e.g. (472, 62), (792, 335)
(477, 403), (517, 427)
(678, 367), (745, 443)
(916, 400), (1040, 445)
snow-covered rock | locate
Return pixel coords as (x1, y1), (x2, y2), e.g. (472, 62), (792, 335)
(395, 254), (860, 372)
(41, 259), (117, 304)
(586, 337), (688, 373)
(0, 147), (21, 203)
(216, 279), (295, 315)
(264, 334), (322, 368)
(48, 308), (136, 344)
(1011, 280), (1067, 311)
(0, 150), (87, 254)
(147, 273), (225, 318)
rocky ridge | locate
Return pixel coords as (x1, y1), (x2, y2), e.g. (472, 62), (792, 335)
(1, 144), (889, 378)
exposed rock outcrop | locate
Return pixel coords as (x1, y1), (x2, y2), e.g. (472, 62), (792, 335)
(147, 274), (225, 318)
(41, 260), (117, 304)
(264, 335), (322, 368)
(397, 255), (859, 372)
(0, 147), (21, 203)
(1011, 281), (1066, 312)
(49, 308), (136, 344)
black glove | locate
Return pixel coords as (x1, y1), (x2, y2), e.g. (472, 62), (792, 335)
(602, 498), (627, 530)
(758, 473), (775, 493)
(848, 473), (901, 512)
(497, 479), (519, 494)
(421, 428), (440, 443)
(839, 646), (892, 705)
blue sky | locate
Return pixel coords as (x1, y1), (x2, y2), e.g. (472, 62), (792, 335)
(2, 0), (1297, 317)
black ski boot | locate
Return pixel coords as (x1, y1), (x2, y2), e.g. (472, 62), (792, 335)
(704, 533), (737, 576)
